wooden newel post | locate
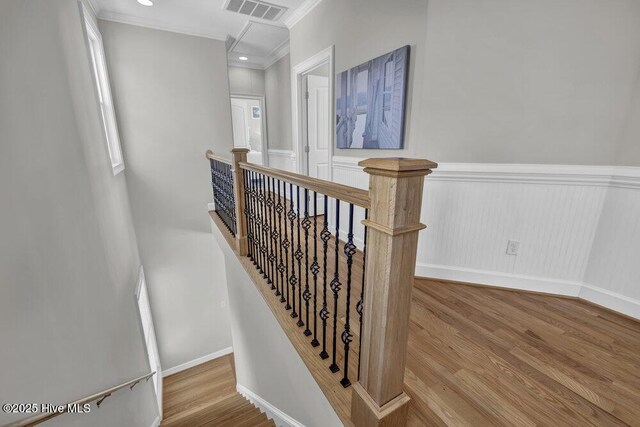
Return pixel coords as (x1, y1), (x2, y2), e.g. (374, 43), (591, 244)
(351, 158), (437, 427)
(231, 148), (250, 256)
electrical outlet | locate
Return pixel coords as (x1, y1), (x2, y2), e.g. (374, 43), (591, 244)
(506, 240), (520, 256)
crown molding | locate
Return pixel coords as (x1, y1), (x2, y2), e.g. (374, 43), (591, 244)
(98, 10), (228, 41)
(86, 0), (101, 16)
(263, 39), (290, 69)
(283, 0), (322, 29)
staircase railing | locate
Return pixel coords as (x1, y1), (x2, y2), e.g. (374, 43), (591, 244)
(206, 148), (437, 426)
(5, 371), (156, 427)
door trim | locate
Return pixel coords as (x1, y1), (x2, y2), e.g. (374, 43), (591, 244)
(291, 46), (334, 179)
(230, 92), (269, 167)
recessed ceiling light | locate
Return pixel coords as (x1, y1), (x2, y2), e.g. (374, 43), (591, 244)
(137, 0), (153, 6)
(239, 56), (248, 61)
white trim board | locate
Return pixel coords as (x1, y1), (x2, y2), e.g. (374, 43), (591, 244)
(98, 10), (228, 41)
(418, 264), (640, 320)
(162, 346), (233, 377)
(283, 0), (322, 29)
(236, 384), (304, 427)
(150, 415), (161, 427)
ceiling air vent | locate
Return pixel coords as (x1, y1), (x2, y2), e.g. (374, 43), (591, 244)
(223, 0), (287, 21)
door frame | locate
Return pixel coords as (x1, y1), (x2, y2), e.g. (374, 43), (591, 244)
(230, 92), (269, 166)
(291, 46), (334, 179)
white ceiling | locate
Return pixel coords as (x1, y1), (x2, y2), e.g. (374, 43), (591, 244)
(91, 0), (322, 68)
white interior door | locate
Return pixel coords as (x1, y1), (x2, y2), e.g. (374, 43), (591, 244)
(231, 101), (248, 149)
(306, 74), (330, 214)
(137, 269), (162, 417)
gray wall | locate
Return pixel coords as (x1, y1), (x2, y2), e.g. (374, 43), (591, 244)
(99, 21), (233, 370)
(265, 54), (293, 150)
(228, 66), (266, 95)
(290, 0), (640, 166)
(212, 222), (342, 427)
(0, 1), (157, 425)
(616, 71), (640, 166)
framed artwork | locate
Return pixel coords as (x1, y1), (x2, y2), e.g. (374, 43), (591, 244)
(336, 45), (410, 149)
(251, 105), (261, 119)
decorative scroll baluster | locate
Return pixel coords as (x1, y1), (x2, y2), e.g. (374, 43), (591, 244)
(319, 195), (330, 360)
(340, 203), (357, 388)
(276, 180), (286, 303)
(251, 172), (260, 270)
(281, 180), (292, 310)
(310, 192), (320, 347)
(357, 209), (368, 381)
(288, 183), (298, 318)
(243, 170), (252, 261)
(210, 159), (236, 236)
(329, 200), (341, 373)
(302, 188), (312, 336)
(295, 186), (304, 328)
(270, 177), (280, 296)
(265, 176), (275, 289)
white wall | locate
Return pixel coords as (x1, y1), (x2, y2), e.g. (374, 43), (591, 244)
(265, 54), (293, 150)
(332, 157), (640, 318)
(211, 222), (342, 427)
(229, 66), (266, 95)
(0, 1), (158, 425)
(99, 20), (233, 371)
(291, 0), (640, 166)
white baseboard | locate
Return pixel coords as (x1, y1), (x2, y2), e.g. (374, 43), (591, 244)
(208, 202), (215, 212)
(236, 383), (304, 427)
(162, 346), (233, 377)
(580, 284), (640, 319)
(416, 263), (583, 297)
(150, 415), (161, 427)
(418, 263), (640, 319)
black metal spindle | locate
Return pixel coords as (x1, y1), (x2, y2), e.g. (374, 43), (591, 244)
(276, 180), (286, 303)
(243, 170), (252, 261)
(295, 186), (304, 328)
(340, 203), (357, 387)
(288, 183), (298, 318)
(357, 209), (368, 381)
(329, 200), (341, 373)
(270, 177), (280, 296)
(310, 192), (320, 347)
(259, 174), (268, 278)
(251, 171), (260, 270)
(265, 176), (275, 289)
(302, 188), (312, 336)
(319, 195), (330, 360)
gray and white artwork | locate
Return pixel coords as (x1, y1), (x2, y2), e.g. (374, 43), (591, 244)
(336, 45), (409, 149)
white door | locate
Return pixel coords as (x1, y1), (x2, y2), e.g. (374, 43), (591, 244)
(136, 269), (163, 417)
(231, 101), (249, 149)
(306, 74), (330, 215)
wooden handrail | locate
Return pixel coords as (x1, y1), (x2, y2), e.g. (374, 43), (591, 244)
(6, 371), (156, 427)
(206, 149), (232, 165)
(239, 161), (370, 209)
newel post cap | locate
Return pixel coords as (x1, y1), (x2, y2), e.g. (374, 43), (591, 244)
(358, 157), (438, 177)
(231, 148), (251, 154)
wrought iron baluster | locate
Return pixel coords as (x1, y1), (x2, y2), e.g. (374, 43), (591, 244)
(357, 209), (368, 381)
(302, 188), (312, 336)
(329, 199), (341, 373)
(276, 180), (286, 303)
(259, 173), (268, 278)
(295, 186), (304, 328)
(340, 203), (357, 388)
(310, 192), (320, 347)
(270, 177), (280, 296)
(264, 176), (274, 288)
(319, 195), (330, 360)
(250, 171), (260, 269)
(243, 169), (252, 261)
(288, 183), (297, 317)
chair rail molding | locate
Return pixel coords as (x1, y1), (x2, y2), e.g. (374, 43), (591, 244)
(331, 156), (640, 319)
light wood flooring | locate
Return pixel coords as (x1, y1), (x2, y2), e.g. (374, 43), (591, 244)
(405, 279), (640, 426)
(161, 354), (274, 427)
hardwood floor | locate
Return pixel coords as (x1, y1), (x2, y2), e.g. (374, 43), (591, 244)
(405, 279), (640, 426)
(211, 214), (640, 426)
(161, 354), (274, 427)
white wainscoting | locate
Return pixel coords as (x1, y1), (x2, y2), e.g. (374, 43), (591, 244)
(331, 156), (640, 318)
(268, 149), (297, 172)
